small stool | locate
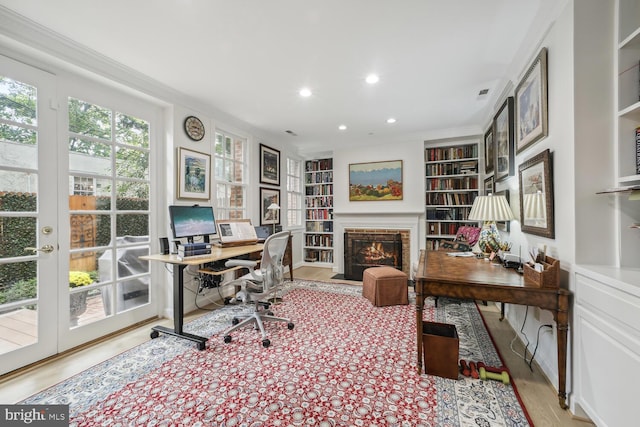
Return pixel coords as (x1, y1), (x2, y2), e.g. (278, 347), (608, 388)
(362, 266), (409, 307)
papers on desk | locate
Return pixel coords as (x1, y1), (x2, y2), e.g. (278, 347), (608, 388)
(446, 251), (475, 257)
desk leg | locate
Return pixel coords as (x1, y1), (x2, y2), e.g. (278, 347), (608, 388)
(416, 281), (424, 374)
(150, 264), (208, 351)
(555, 293), (570, 409)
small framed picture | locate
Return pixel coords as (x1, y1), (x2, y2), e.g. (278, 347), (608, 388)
(177, 147), (210, 200)
(519, 149), (554, 238)
(515, 47), (548, 153)
(260, 187), (280, 226)
(483, 175), (494, 196)
(484, 125), (494, 174)
(495, 189), (511, 232)
(494, 96), (515, 182)
(260, 144), (280, 186)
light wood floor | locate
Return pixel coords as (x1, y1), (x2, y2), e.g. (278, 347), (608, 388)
(0, 266), (593, 426)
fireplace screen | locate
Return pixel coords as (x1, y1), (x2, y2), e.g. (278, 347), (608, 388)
(344, 232), (402, 280)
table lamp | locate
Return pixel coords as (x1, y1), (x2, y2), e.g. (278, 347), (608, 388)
(467, 193), (515, 254)
(267, 203), (280, 235)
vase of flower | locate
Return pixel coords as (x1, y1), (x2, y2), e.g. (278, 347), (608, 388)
(69, 271), (92, 326)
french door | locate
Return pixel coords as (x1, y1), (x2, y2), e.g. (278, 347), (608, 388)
(0, 54), (158, 375)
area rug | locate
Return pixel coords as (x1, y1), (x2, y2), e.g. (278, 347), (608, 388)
(22, 280), (531, 426)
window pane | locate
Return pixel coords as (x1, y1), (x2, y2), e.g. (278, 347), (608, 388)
(214, 157), (224, 180)
(68, 98), (112, 140)
(0, 76), (36, 126)
(224, 159), (232, 182)
(215, 133), (223, 155)
(116, 277), (149, 314)
(116, 214), (148, 238)
(0, 171), (37, 197)
(69, 138), (112, 176)
(224, 136), (231, 158)
(216, 183), (229, 207)
(0, 123), (36, 146)
(0, 217), (36, 257)
(116, 181), (149, 204)
(0, 261), (37, 303)
(116, 147), (148, 179)
(116, 113), (149, 149)
(228, 185), (244, 209)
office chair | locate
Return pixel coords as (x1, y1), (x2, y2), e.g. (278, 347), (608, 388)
(222, 230), (294, 347)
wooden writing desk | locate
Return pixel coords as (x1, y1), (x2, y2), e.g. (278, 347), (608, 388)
(414, 250), (571, 409)
(141, 243), (264, 350)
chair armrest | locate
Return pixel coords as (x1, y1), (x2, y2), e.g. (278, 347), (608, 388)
(225, 259), (258, 269)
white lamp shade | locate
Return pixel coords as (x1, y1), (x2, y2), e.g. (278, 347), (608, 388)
(267, 203), (280, 210)
(523, 191), (545, 220)
(467, 194), (515, 222)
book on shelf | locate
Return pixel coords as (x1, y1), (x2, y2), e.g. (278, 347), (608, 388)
(636, 126), (640, 175)
(177, 243), (212, 251)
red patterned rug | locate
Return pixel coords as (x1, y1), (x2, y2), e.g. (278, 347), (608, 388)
(23, 281), (532, 426)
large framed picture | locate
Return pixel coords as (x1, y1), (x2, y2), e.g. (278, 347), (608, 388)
(484, 125), (494, 174)
(177, 147), (210, 200)
(260, 187), (280, 226)
(515, 47), (548, 153)
(260, 143), (280, 186)
(519, 149), (554, 238)
(494, 96), (514, 182)
(349, 160), (403, 201)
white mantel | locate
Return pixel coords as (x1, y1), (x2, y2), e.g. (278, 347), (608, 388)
(333, 211), (423, 276)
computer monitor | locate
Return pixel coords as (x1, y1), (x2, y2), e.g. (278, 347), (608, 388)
(168, 205), (218, 243)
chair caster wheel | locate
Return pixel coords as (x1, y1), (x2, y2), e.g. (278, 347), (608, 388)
(262, 339), (271, 348)
(150, 330), (159, 339)
(197, 342), (206, 351)
(223, 335), (232, 344)
(231, 318), (239, 325)
(287, 322), (295, 330)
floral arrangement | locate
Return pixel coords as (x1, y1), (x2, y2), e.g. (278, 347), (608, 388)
(69, 271), (92, 288)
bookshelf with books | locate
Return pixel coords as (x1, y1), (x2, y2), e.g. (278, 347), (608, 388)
(425, 141), (479, 250)
(304, 158), (334, 265)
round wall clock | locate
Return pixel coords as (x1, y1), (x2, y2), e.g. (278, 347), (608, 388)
(184, 115), (205, 141)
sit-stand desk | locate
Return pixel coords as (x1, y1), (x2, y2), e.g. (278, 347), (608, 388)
(414, 250), (571, 409)
(141, 243), (264, 350)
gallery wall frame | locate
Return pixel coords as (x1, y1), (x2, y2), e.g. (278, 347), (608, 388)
(495, 189), (511, 232)
(259, 143), (280, 186)
(484, 125), (494, 174)
(177, 147), (211, 200)
(494, 96), (515, 182)
(518, 149), (554, 239)
(260, 187), (280, 226)
(515, 47), (548, 153)
(484, 175), (494, 196)
(348, 160), (403, 201)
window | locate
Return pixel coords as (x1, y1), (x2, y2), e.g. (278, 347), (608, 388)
(214, 131), (247, 220)
(287, 157), (302, 227)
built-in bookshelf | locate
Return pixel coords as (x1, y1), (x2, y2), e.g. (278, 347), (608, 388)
(304, 158), (334, 265)
(425, 142), (479, 250)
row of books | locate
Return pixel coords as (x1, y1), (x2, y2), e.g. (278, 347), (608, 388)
(305, 184), (333, 196)
(305, 159), (333, 172)
(427, 222), (476, 236)
(426, 192), (477, 206)
(306, 221), (333, 233)
(305, 171), (333, 184)
(305, 196), (333, 208)
(426, 207), (472, 220)
(304, 248), (334, 263)
(636, 126), (640, 175)
(426, 177), (478, 190)
(177, 242), (212, 260)
(305, 235), (333, 247)
(306, 208), (332, 220)
(425, 145), (478, 162)
(426, 162), (478, 176)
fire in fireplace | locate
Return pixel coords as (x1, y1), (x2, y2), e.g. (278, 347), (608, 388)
(344, 232), (402, 281)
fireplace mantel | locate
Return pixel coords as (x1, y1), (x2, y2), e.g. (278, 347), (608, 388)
(333, 212), (422, 276)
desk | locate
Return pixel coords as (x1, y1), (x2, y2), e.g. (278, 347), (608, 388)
(414, 250), (571, 409)
(141, 244), (264, 350)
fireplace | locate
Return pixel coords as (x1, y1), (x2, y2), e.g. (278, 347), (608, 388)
(344, 231), (403, 280)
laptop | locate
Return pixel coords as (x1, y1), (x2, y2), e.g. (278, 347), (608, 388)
(254, 225), (272, 243)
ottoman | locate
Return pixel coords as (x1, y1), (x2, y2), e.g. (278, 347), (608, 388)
(362, 266), (409, 307)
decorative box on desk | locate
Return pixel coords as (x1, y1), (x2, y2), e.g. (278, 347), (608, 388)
(524, 255), (559, 288)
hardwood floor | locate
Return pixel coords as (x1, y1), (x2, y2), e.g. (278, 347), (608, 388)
(0, 266), (593, 426)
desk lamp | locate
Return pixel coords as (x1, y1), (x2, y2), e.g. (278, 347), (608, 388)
(467, 194), (515, 254)
(267, 203), (280, 235)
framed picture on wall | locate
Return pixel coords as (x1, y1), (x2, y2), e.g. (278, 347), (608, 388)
(348, 160), (403, 201)
(494, 96), (515, 182)
(484, 176), (494, 196)
(515, 47), (548, 153)
(518, 149), (554, 238)
(259, 144), (280, 186)
(484, 125), (494, 174)
(177, 147), (210, 200)
(495, 189), (511, 232)
(260, 187), (280, 226)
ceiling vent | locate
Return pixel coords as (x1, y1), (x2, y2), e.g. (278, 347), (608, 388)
(285, 130), (298, 136)
(478, 88), (489, 96)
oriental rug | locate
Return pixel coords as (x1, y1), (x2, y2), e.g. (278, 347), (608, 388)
(22, 280), (531, 426)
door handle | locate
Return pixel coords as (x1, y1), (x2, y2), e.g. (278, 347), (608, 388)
(25, 245), (55, 254)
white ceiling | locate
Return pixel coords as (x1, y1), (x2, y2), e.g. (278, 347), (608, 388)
(0, 0), (563, 154)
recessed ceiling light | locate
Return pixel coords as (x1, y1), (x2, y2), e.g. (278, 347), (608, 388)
(386, 118), (397, 124)
(299, 88), (312, 97)
(365, 74), (379, 84)
(338, 124), (347, 131)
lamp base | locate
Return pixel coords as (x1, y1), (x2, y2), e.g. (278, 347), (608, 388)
(478, 222), (502, 254)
